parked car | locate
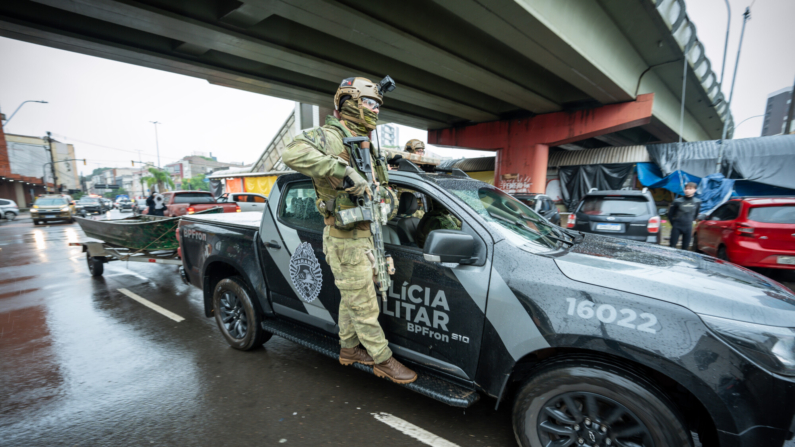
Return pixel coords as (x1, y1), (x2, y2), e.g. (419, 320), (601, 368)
(0, 198), (20, 221)
(512, 193), (561, 225)
(0, 199), (19, 220)
(116, 199), (133, 212)
(176, 170), (795, 447)
(77, 197), (106, 214)
(132, 198), (148, 215)
(216, 192), (267, 212)
(567, 189), (661, 244)
(694, 197), (795, 269)
(30, 195), (77, 225)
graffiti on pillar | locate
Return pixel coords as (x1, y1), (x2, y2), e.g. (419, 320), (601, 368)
(499, 174), (533, 194)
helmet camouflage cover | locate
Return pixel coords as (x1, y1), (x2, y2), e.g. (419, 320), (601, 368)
(404, 139), (425, 153)
(334, 77), (384, 130)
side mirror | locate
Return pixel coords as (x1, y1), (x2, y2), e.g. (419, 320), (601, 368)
(423, 230), (476, 265)
(658, 208), (667, 216)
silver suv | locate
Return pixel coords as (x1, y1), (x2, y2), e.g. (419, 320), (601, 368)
(0, 199), (20, 221)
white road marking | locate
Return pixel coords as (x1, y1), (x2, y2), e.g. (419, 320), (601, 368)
(117, 288), (185, 322)
(371, 412), (460, 447)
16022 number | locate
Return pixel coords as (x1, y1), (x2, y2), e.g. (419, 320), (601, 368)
(565, 298), (658, 334)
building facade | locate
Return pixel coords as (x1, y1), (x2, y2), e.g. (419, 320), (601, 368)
(762, 86), (793, 136)
(0, 120), (54, 207)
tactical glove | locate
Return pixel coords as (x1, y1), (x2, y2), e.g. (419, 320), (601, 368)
(344, 167), (369, 197)
(387, 154), (403, 166)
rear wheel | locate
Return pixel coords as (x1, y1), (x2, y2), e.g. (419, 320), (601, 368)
(5, 212), (17, 221)
(213, 277), (271, 350)
(86, 253), (104, 276)
(512, 358), (692, 447)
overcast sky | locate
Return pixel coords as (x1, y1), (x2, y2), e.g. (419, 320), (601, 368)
(0, 0), (792, 177)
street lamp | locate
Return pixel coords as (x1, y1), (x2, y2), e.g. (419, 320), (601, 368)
(3, 100), (48, 126)
(150, 121), (162, 168)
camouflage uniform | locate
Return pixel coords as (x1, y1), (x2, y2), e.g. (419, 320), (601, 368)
(282, 115), (393, 364)
(415, 208), (462, 249)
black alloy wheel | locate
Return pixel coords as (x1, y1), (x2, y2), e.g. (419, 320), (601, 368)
(512, 358), (691, 447)
(220, 291), (247, 339)
(212, 277), (271, 350)
(536, 392), (652, 447)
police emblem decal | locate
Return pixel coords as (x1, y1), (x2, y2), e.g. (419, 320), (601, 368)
(289, 242), (323, 303)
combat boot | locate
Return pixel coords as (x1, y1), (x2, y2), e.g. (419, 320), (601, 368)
(339, 345), (374, 366)
(374, 356), (417, 384)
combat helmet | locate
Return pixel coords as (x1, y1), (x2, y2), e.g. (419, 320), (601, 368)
(404, 139), (425, 154)
(334, 76), (396, 131)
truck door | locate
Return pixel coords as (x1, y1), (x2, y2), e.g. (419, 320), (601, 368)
(258, 177), (339, 334)
(380, 182), (490, 381)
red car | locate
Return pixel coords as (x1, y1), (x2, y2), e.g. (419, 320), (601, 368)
(693, 197), (795, 269)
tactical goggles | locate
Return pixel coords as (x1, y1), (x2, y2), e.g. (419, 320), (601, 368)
(361, 97), (380, 111)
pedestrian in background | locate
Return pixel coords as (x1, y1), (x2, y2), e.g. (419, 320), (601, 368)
(146, 192), (156, 215)
(668, 182), (701, 250)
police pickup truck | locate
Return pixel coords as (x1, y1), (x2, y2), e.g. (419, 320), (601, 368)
(178, 164), (795, 447)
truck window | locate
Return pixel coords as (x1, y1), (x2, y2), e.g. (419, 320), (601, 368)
(173, 193), (215, 204)
(279, 182), (324, 232)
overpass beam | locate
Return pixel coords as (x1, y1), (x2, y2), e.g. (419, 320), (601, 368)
(429, 94), (654, 194)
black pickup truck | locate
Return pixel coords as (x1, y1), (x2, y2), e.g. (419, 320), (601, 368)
(179, 166), (795, 447)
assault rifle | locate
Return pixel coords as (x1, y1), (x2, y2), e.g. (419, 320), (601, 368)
(341, 136), (395, 303)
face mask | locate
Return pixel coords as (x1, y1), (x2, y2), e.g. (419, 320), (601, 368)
(340, 99), (378, 134)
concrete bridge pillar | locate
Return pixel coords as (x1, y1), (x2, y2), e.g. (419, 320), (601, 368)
(428, 94), (655, 193)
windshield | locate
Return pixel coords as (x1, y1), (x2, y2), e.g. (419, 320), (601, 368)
(748, 206), (795, 224)
(79, 198), (98, 203)
(173, 193), (215, 204)
(579, 196), (648, 216)
(445, 183), (561, 251)
(36, 198), (68, 206)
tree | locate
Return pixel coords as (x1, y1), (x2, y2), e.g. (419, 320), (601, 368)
(183, 174), (209, 191)
(145, 167), (174, 193)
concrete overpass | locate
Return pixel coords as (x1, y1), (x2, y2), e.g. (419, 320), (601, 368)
(0, 0), (732, 192)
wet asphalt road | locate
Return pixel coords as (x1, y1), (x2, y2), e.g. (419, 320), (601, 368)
(2, 212), (794, 447)
(0, 212), (514, 447)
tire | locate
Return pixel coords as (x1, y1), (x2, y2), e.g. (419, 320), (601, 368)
(86, 252), (104, 276)
(212, 277), (271, 350)
(33, 220), (40, 226)
(717, 245), (729, 261)
(6, 212), (16, 221)
(512, 358), (692, 447)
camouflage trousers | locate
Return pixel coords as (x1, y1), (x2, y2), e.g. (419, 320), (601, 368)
(323, 226), (392, 364)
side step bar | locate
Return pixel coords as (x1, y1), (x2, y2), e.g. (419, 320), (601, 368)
(261, 319), (480, 408)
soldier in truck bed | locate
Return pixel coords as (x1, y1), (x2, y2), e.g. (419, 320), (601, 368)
(281, 77), (417, 384)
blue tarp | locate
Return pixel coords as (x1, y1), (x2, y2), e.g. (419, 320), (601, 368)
(636, 163), (701, 196)
(698, 173), (734, 215)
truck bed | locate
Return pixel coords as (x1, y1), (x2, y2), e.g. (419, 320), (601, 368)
(181, 212), (262, 229)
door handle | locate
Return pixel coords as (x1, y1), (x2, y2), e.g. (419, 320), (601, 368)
(265, 240), (282, 249)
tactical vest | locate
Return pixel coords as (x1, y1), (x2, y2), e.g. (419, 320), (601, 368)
(293, 116), (392, 233)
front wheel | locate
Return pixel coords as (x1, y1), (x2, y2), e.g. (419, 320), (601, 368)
(512, 358), (692, 447)
(213, 277), (271, 350)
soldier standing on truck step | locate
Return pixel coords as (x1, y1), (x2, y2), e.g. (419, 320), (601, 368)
(282, 77), (417, 384)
